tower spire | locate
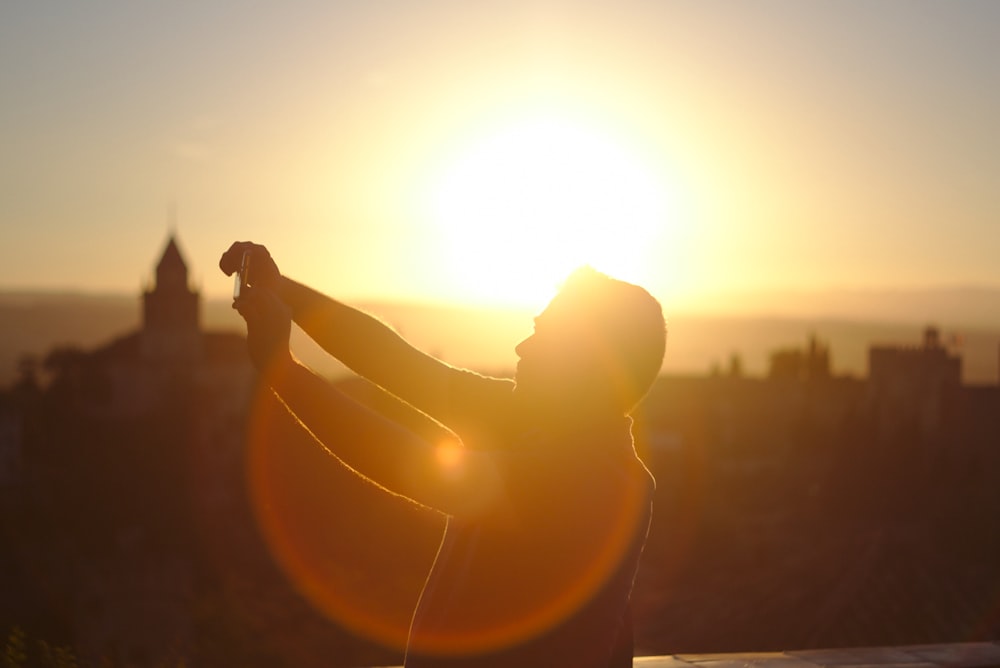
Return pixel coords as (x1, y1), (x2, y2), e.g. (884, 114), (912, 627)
(142, 231), (201, 359)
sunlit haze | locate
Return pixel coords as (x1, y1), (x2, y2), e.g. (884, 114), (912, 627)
(2, 1), (999, 312)
(4, 4), (1000, 658)
(425, 114), (679, 306)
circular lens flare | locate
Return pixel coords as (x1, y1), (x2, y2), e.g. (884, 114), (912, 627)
(245, 386), (434, 651)
(244, 383), (652, 657)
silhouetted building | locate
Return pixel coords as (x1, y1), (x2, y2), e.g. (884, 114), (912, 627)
(868, 326), (961, 441)
(84, 235), (253, 419)
(0, 398), (22, 486)
(768, 335), (831, 381)
(44, 234), (255, 665)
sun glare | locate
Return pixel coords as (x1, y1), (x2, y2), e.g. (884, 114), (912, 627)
(427, 116), (674, 307)
(435, 440), (465, 473)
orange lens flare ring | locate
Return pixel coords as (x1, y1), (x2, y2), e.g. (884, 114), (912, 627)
(408, 474), (649, 656)
(245, 385), (414, 649)
(245, 382), (649, 655)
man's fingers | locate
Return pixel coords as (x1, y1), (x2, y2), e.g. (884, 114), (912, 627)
(233, 290), (255, 321)
(220, 241), (280, 291)
(219, 241), (253, 276)
(219, 243), (241, 276)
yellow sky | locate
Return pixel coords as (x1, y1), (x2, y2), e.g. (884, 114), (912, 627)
(1, 2), (998, 312)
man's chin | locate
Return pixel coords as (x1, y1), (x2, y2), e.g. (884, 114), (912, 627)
(511, 384), (542, 411)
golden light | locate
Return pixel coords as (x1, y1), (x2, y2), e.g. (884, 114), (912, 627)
(243, 365), (655, 657)
(244, 389), (437, 652)
(426, 114), (677, 307)
(434, 440), (465, 474)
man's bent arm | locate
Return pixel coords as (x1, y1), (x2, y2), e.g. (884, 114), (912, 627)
(277, 277), (473, 419)
(263, 355), (504, 518)
(219, 242), (512, 431)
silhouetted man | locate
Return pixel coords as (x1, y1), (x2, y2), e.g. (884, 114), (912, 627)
(220, 242), (665, 667)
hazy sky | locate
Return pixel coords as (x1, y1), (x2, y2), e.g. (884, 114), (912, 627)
(2, 1), (998, 309)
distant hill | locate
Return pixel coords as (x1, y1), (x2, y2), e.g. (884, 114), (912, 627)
(1, 289), (998, 387)
(0, 291), (533, 387)
(684, 286), (1000, 329)
(0, 292), (138, 383)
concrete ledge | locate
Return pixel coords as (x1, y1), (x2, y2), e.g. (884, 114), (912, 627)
(634, 642), (1000, 668)
(372, 642), (1000, 667)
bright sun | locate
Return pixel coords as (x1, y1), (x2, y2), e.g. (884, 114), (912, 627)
(427, 116), (674, 307)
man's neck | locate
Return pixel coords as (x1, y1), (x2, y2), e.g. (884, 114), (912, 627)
(514, 397), (625, 440)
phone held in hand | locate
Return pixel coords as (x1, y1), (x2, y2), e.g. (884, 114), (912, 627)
(233, 250), (251, 300)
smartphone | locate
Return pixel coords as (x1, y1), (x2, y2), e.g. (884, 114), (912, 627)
(233, 250), (251, 300)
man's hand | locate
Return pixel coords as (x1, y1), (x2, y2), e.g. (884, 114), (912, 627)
(234, 285), (293, 372)
(219, 241), (281, 298)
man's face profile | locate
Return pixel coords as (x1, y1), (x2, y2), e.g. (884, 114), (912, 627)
(513, 294), (603, 407)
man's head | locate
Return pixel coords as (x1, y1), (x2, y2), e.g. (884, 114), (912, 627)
(514, 266), (666, 417)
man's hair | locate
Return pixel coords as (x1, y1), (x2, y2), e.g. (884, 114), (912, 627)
(556, 266), (666, 412)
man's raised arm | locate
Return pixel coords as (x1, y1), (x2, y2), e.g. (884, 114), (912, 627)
(234, 282), (503, 517)
(277, 276), (456, 401)
(220, 241), (474, 422)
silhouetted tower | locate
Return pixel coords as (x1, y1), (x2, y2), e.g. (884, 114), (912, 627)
(141, 235), (202, 361)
